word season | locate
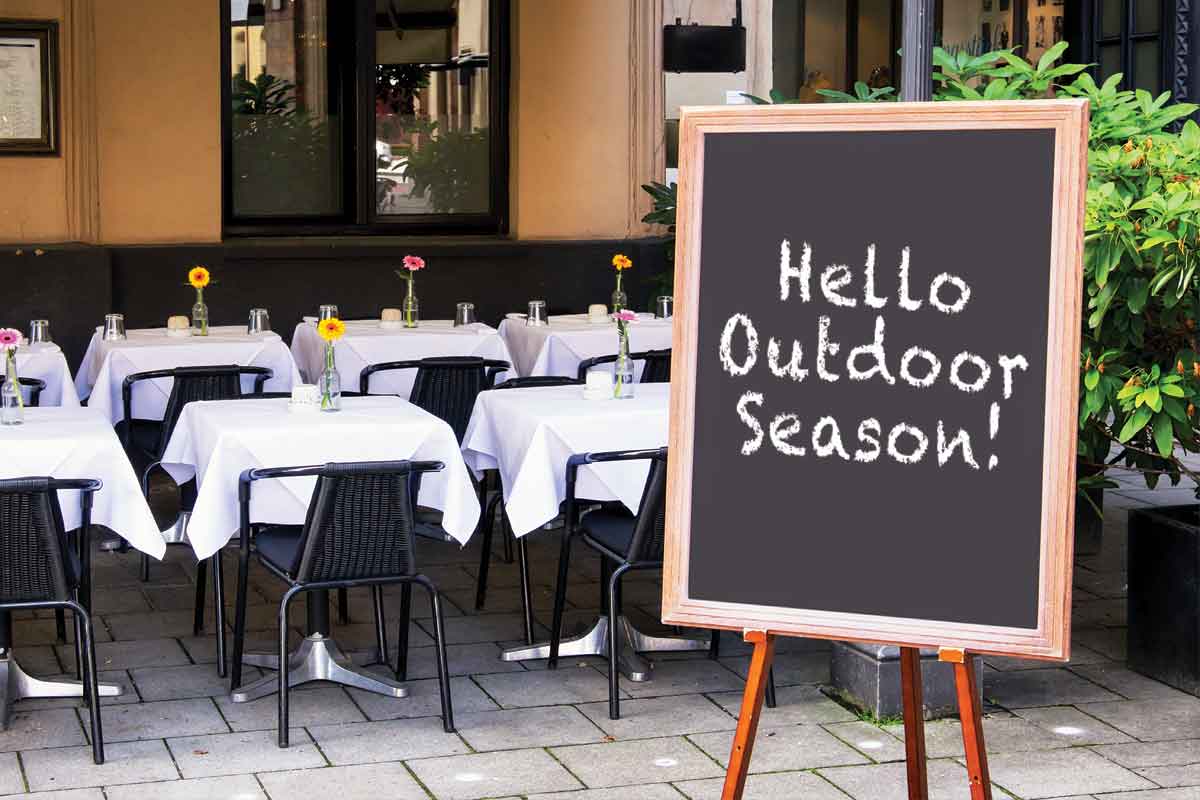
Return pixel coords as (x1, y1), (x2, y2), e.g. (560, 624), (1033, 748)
(719, 241), (1031, 470)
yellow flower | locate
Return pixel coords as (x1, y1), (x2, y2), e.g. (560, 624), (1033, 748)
(612, 254), (632, 271)
(317, 317), (346, 342)
(188, 266), (211, 289)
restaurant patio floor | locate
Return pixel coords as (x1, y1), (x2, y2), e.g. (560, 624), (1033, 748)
(0, 470), (1196, 800)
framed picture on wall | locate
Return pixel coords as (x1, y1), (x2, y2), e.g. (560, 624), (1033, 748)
(0, 20), (59, 155)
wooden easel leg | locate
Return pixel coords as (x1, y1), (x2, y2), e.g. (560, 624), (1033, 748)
(899, 647), (929, 800)
(720, 630), (775, 800)
(945, 650), (993, 800)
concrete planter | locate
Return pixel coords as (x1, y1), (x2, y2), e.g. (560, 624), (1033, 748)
(830, 642), (982, 720)
(1128, 505), (1200, 694)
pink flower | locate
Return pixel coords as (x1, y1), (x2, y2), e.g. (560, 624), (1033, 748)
(612, 310), (638, 323)
(0, 327), (23, 351)
(401, 255), (426, 272)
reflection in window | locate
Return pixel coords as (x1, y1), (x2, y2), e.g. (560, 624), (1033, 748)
(375, 0), (491, 216)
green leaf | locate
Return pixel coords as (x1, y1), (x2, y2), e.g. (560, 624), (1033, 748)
(1084, 369), (1100, 391)
(1153, 412), (1175, 457)
(1144, 385), (1163, 412)
(1118, 404), (1154, 440)
(1036, 41), (1069, 73)
(1163, 383), (1187, 397)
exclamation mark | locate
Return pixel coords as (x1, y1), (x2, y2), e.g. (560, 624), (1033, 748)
(988, 402), (1000, 471)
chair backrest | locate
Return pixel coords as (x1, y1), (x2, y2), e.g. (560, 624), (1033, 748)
(627, 449), (669, 563)
(361, 357), (508, 442)
(0, 477), (97, 604)
(491, 376), (582, 390)
(576, 349), (672, 384)
(286, 461), (441, 583)
(17, 377), (46, 407)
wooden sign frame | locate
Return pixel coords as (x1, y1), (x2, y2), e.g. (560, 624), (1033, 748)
(662, 99), (1088, 661)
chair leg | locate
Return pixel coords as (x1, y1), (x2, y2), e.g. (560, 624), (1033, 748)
(212, 553), (227, 679)
(547, 528), (575, 670)
(193, 558), (208, 636)
(230, 550), (250, 692)
(76, 606), (104, 765)
(395, 583), (412, 681)
(423, 580), (455, 733)
(474, 502), (496, 611)
(709, 630), (721, 660)
(501, 522), (514, 564)
(371, 585), (388, 663)
(55, 609), (67, 644)
(765, 666), (778, 709)
(337, 587), (349, 625)
(140, 552), (150, 583)
(516, 533), (534, 646)
(607, 563), (629, 721)
(278, 588), (299, 749)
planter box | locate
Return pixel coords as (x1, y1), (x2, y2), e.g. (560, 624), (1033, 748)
(830, 642), (982, 720)
(1128, 505), (1200, 694)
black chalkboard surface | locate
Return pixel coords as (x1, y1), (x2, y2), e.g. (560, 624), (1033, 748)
(663, 102), (1087, 659)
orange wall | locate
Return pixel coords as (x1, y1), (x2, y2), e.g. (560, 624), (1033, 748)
(0, 0), (69, 242)
(94, 0), (222, 243)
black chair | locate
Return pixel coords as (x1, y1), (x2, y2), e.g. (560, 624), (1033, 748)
(359, 356), (509, 442)
(546, 448), (774, 719)
(120, 365), (272, 676)
(576, 349), (672, 383)
(474, 376), (584, 641)
(17, 377), (46, 407)
(0, 477), (104, 763)
(229, 460), (454, 747)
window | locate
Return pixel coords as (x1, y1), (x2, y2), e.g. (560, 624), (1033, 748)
(223, 0), (508, 234)
(1094, 0), (1165, 94)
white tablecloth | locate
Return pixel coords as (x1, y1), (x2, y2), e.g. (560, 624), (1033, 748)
(161, 396), (481, 560)
(15, 343), (79, 407)
(74, 326), (302, 425)
(498, 313), (673, 378)
(291, 318), (513, 397)
(461, 383), (669, 535)
(0, 408), (165, 558)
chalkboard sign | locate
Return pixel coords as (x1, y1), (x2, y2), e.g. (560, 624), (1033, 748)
(663, 101), (1088, 660)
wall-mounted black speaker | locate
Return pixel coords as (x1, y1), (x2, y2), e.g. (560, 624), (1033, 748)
(663, 1), (746, 73)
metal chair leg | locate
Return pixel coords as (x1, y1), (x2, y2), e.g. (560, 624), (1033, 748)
(55, 609), (67, 644)
(277, 588), (300, 749)
(474, 503), (496, 611)
(395, 583), (412, 681)
(337, 587), (349, 625)
(547, 529), (575, 669)
(516, 534), (534, 646)
(371, 586), (388, 663)
(76, 605), (104, 764)
(230, 550), (250, 692)
(213, 553), (227, 679)
(607, 563), (629, 721)
(423, 580), (454, 733)
(140, 552), (150, 583)
(765, 666), (777, 709)
(709, 630), (721, 660)
(193, 558), (208, 636)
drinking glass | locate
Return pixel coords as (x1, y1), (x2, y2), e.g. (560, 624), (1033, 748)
(454, 303), (477, 327)
(318, 304), (339, 322)
(655, 296), (674, 319)
(526, 300), (548, 326)
(28, 319), (52, 344)
(248, 308), (271, 334)
(102, 314), (126, 341)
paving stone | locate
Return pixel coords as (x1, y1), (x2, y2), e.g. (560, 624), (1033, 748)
(354, 641), (523, 678)
(407, 747), (582, 799)
(883, 715), (1067, 757)
(1012, 705), (1134, 745)
(1073, 628), (1127, 661)
(456, 705), (604, 751)
(819, 759), (1015, 800)
(823, 720), (908, 762)
(421, 612), (546, 644)
(1088, 791), (1200, 799)
(214, 686), (365, 731)
(68, 638), (190, 671)
(1069, 663), (1189, 700)
(104, 775), (267, 800)
(530, 786), (685, 800)
(0, 790), (104, 800)
(21, 740), (178, 792)
(104, 611), (209, 641)
(178, 632), (294, 665)
(348, 675), (496, 720)
(0, 708), (85, 752)
(675, 770), (850, 800)
(0, 752), (22, 795)
(11, 618), (112, 646)
(619, 659), (745, 698)
(308, 716), (471, 764)
(985, 643), (1110, 671)
(987, 747), (1156, 797)
(14, 671), (139, 711)
(258, 762), (429, 799)
(707, 684), (856, 726)
(474, 665), (619, 707)
(1092, 738), (1200, 783)
(577, 694), (734, 740)
(101, 698), (229, 742)
(691, 723), (869, 772)
(167, 729), (326, 778)
(10, 645), (62, 676)
(1080, 697), (1200, 741)
(552, 736), (723, 789)
(131, 663), (262, 702)
(719, 651), (830, 685)
(984, 667), (1122, 708)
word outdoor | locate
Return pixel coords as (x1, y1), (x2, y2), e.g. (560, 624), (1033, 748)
(721, 240), (1032, 470)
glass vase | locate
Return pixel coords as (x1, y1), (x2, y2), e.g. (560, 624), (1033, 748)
(404, 279), (420, 328)
(613, 329), (634, 400)
(320, 343), (342, 412)
(192, 290), (209, 336)
(611, 273), (627, 314)
(1, 353), (23, 425)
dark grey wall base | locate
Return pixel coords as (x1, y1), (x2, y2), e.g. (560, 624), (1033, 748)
(830, 641), (982, 720)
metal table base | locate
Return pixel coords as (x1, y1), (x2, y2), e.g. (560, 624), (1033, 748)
(0, 650), (122, 730)
(501, 614), (708, 681)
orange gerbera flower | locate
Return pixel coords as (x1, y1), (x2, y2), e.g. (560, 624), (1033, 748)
(612, 254), (632, 271)
(188, 266), (211, 289)
(317, 317), (346, 342)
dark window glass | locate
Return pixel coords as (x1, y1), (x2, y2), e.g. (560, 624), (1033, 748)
(1133, 0), (1161, 35)
(1100, 0), (1123, 38)
(1133, 39), (1162, 93)
(1098, 43), (1122, 83)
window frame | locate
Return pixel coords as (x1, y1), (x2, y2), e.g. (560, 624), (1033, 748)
(1092, 0), (1167, 94)
(220, 0), (510, 237)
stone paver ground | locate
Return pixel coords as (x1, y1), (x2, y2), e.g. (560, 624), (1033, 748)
(1, 477), (1196, 799)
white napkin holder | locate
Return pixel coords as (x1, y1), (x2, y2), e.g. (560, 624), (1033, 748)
(587, 304), (609, 324)
(381, 308), (404, 330)
(289, 384), (321, 412)
(583, 370), (613, 400)
(166, 315), (191, 338)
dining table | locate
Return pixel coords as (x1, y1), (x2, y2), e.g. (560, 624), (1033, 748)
(0, 407), (165, 721)
(14, 342), (79, 407)
(290, 318), (513, 397)
(74, 326), (301, 425)
(159, 394), (480, 702)
(460, 382), (705, 680)
(498, 312), (673, 378)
